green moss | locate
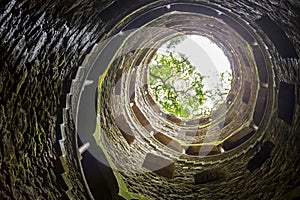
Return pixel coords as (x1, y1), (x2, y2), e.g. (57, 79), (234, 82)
(93, 125), (148, 200)
(25, 157), (31, 168)
(94, 75), (149, 200)
(17, 163), (26, 177)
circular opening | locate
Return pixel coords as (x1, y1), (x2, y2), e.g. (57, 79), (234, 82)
(73, 2), (275, 199)
(148, 35), (232, 119)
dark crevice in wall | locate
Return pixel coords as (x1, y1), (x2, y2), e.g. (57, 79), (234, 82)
(153, 132), (183, 153)
(219, 14), (255, 44)
(247, 141), (275, 172)
(256, 15), (299, 59)
(194, 168), (225, 185)
(185, 145), (220, 156)
(172, 3), (218, 17)
(142, 153), (175, 179)
(222, 128), (255, 151)
(278, 82), (295, 124)
(78, 137), (120, 200)
(1, 0), (300, 199)
(242, 81), (251, 104)
(252, 45), (268, 83)
(115, 114), (135, 144)
(253, 88), (268, 125)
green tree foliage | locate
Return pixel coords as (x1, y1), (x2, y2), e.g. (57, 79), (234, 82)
(149, 36), (232, 119)
(149, 52), (210, 119)
(166, 35), (187, 50)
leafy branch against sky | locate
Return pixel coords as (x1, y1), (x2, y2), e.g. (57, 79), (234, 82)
(149, 36), (232, 119)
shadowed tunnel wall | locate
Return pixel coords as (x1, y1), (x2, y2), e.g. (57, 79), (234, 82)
(0, 0), (300, 199)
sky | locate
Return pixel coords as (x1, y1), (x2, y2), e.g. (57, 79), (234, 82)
(158, 35), (231, 83)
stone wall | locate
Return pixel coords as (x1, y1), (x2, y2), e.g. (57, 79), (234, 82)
(0, 0), (299, 199)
